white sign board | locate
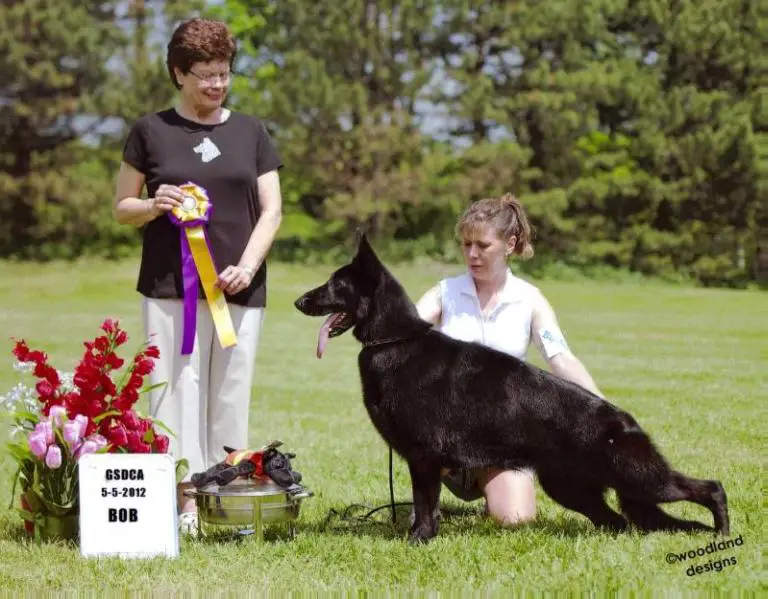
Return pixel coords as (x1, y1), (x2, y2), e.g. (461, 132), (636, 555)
(78, 453), (179, 558)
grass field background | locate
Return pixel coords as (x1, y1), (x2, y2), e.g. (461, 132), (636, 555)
(0, 256), (764, 593)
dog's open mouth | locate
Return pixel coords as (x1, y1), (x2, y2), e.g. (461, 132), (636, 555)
(316, 312), (355, 359)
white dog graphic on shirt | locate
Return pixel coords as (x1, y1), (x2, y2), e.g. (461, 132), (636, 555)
(193, 137), (221, 163)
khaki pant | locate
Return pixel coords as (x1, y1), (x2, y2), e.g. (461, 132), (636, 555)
(142, 297), (265, 481)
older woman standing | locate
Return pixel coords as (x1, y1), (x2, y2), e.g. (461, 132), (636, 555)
(113, 18), (283, 532)
(416, 194), (603, 527)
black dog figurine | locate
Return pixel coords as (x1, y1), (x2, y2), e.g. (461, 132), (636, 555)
(191, 441), (304, 494)
(294, 235), (729, 544)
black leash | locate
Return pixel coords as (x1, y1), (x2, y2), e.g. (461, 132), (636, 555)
(321, 445), (412, 529)
(389, 445), (397, 523)
(321, 448), (476, 531)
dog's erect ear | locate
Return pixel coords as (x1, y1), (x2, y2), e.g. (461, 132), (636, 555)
(353, 232), (382, 271)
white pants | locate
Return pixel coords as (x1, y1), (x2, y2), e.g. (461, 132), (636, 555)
(142, 298), (265, 482)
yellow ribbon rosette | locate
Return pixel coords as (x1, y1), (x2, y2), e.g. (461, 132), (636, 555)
(169, 182), (237, 355)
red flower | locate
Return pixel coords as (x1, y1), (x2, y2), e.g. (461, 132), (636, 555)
(12, 339), (31, 361)
(78, 384), (103, 402)
(28, 350), (47, 364)
(72, 373), (90, 390)
(108, 423), (129, 447)
(73, 362), (99, 389)
(98, 373), (117, 396)
(64, 394), (84, 417)
(35, 380), (56, 401)
(101, 319), (118, 335)
(33, 362), (60, 386)
(113, 374), (141, 409)
(121, 410), (141, 431)
(125, 371), (144, 392)
(126, 430), (151, 453)
(105, 353), (124, 370)
(133, 358), (154, 376)
(153, 434), (170, 453)
(86, 398), (107, 418)
(86, 351), (106, 370)
(94, 335), (110, 354)
(111, 395), (131, 412)
(61, 391), (78, 410)
(98, 417), (114, 436)
(12, 339), (48, 366)
(12, 321), (170, 458)
(84, 417), (98, 436)
(144, 345), (160, 359)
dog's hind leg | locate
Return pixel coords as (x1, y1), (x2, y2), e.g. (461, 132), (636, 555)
(537, 471), (628, 532)
(606, 428), (729, 534)
(669, 473), (729, 535)
(616, 472), (728, 535)
(407, 460), (443, 544)
(617, 495), (713, 534)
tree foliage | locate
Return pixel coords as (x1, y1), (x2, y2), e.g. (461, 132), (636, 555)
(0, 0), (763, 287)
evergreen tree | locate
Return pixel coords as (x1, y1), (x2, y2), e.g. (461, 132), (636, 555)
(215, 0), (446, 240)
(0, 0), (760, 285)
(0, 0), (128, 257)
(607, 0), (763, 285)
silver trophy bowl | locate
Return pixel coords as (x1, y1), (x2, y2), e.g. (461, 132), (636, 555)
(184, 477), (312, 540)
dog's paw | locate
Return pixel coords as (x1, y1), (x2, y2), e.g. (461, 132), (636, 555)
(596, 518), (629, 535)
(409, 506), (441, 527)
(408, 521), (439, 545)
(407, 532), (434, 546)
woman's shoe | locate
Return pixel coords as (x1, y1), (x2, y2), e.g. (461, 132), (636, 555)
(178, 511), (198, 536)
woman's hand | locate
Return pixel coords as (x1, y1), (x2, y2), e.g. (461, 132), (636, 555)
(216, 265), (255, 295)
(149, 184), (184, 217)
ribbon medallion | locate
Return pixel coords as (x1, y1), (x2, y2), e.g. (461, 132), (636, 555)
(168, 182), (238, 355)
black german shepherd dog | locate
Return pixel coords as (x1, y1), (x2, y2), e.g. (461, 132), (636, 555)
(294, 236), (729, 544)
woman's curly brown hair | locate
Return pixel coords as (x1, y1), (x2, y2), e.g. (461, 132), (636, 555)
(166, 18), (236, 89)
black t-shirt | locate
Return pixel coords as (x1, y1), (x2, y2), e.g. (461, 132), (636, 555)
(122, 108), (283, 308)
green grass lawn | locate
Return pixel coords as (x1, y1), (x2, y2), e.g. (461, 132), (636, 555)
(0, 256), (765, 594)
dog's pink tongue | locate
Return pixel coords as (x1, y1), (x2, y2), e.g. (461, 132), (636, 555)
(316, 313), (338, 359)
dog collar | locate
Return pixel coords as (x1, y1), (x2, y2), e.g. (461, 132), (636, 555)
(362, 335), (415, 349)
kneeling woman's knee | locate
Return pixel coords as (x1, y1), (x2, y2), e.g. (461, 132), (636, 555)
(487, 501), (536, 527)
(482, 469), (537, 527)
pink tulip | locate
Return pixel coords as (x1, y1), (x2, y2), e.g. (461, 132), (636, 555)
(75, 439), (98, 459)
(49, 406), (67, 428)
(90, 434), (107, 450)
(35, 420), (54, 445)
(28, 432), (48, 459)
(74, 414), (89, 437)
(45, 445), (62, 469)
(75, 434), (107, 459)
(63, 421), (82, 446)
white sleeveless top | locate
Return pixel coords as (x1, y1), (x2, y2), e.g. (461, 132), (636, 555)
(438, 269), (539, 361)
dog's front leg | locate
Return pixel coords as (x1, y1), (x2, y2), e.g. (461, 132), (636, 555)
(407, 460), (442, 544)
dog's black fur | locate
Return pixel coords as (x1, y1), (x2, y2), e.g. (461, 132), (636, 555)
(294, 236), (730, 544)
